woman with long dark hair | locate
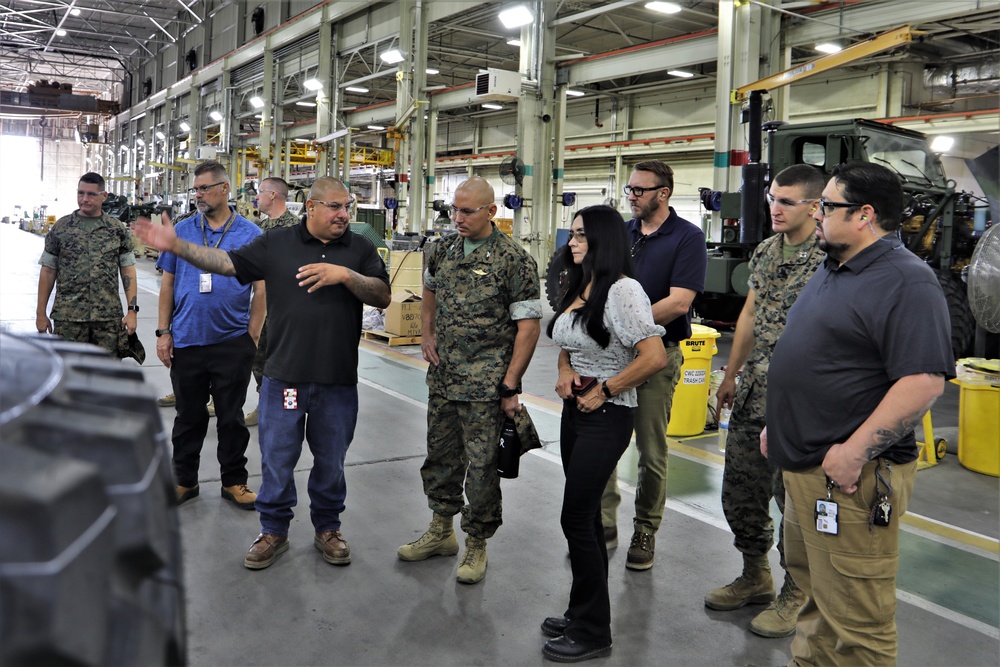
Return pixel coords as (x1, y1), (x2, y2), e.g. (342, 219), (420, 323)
(541, 205), (667, 662)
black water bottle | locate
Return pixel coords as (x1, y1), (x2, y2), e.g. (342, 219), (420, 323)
(497, 417), (520, 479)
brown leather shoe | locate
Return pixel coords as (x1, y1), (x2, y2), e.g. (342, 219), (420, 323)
(314, 530), (351, 565)
(244, 533), (289, 570)
(221, 483), (257, 510)
(176, 484), (199, 505)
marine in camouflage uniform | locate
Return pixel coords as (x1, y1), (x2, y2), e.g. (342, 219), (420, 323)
(252, 209), (301, 391)
(37, 176), (137, 358)
(421, 223), (542, 539)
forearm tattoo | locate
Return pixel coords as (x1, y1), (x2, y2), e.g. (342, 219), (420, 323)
(177, 240), (236, 276)
(864, 387), (941, 460)
(129, 296), (137, 308)
(345, 270), (390, 307)
(122, 275), (132, 291)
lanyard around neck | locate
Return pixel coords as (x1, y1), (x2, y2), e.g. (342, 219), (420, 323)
(200, 209), (236, 248)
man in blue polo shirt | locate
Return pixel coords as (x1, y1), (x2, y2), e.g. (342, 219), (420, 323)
(154, 160), (264, 510)
(601, 160), (707, 571)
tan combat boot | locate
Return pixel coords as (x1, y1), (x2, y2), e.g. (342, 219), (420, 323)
(704, 553), (775, 610)
(750, 575), (807, 637)
(456, 536), (488, 584)
(397, 513), (460, 561)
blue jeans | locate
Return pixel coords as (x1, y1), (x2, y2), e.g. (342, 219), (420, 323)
(257, 377), (358, 536)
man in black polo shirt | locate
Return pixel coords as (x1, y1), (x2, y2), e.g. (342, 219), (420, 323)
(601, 160), (707, 571)
(763, 163), (952, 665)
(136, 177), (390, 571)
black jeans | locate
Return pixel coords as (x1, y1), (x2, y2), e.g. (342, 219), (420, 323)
(170, 333), (256, 488)
(558, 399), (635, 646)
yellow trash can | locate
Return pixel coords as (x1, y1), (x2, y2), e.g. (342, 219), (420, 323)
(666, 324), (721, 437)
(952, 359), (1000, 477)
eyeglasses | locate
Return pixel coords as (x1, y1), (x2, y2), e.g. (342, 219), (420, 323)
(766, 193), (815, 209)
(630, 235), (648, 258)
(77, 190), (105, 198)
(623, 184), (666, 197)
(568, 229), (587, 242)
(312, 197), (356, 213)
(817, 199), (870, 217)
(257, 190), (277, 197)
(449, 204), (490, 217)
(189, 182), (226, 195)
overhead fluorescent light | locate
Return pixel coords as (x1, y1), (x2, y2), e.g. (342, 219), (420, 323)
(179, 121), (191, 132)
(426, 68), (440, 75)
(381, 48), (405, 64)
(209, 110), (223, 122)
(249, 95), (265, 108)
(303, 78), (323, 91)
(507, 39), (522, 47)
(56, 29), (67, 36)
(135, 137), (145, 146)
(930, 135), (954, 153)
(254, 114), (263, 119)
(345, 86), (369, 93)
(296, 101), (317, 107)
(482, 103), (503, 110)
(155, 131), (166, 141)
(566, 89), (585, 97)
(815, 42), (842, 54)
(368, 125), (386, 131)
(499, 5), (534, 29)
(645, 2), (682, 14)
(70, 7), (81, 15)
(667, 69), (694, 78)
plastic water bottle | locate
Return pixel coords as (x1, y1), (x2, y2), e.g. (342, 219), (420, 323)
(718, 406), (731, 453)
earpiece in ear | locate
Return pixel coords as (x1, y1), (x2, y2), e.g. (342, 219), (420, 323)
(861, 215), (868, 221)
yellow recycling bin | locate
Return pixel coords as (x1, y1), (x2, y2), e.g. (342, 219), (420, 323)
(666, 324), (721, 437)
(952, 359), (1000, 477)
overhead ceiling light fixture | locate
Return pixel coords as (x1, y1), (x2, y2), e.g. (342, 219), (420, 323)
(566, 89), (585, 97)
(381, 48), (405, 64)
(930, 135), (955, 153)
(303, 78), (323, 91)
(56, 29), (67, 36)
(667, 69), (694, 78)
(135, 137), (145, 146)
(645, 2), (682, 14)
(209, 110), (223, 122)
(254, 114), (263, 119)
(249, 95), (265, 108)
(179, 121), (191, 132)
(296, 101), (317, 107)
(499, 5), (534, 29)
(815, 42), (842, 54)
(506, 39), (522, 47)
(482, 103), (503, 110)
(426, 68), (440, 75)
(367, 125), (386, 131)
(70, 7), (81, 15)
(155, 131), (166, 141)
(345, 86), (369, 93)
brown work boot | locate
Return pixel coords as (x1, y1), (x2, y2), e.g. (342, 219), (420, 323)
(705, 553), (775, 610)
(397, 513), (459, 562)
(750, 575), (807, 637)
(244, 533), (289, 570)
(625, 531), (655, 571)
(176, 484), (199, 505)
(157, 392), (176, 407)
(221, 483), (257, 510)
(245, 408), (258, 426)
(456, 536), (488, 584)
(314, 530), (351, 565)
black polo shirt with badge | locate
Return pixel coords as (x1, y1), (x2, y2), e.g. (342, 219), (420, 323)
(228, 221), (389, 385)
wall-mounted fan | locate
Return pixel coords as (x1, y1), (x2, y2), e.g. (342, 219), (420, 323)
(499, 156), (525, 187)
(968, 223), (1000, 336)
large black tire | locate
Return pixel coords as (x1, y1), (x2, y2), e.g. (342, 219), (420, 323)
(0, 334), (186, 666)
(545, 249), (568, 311)
(938, 273), (974, 361)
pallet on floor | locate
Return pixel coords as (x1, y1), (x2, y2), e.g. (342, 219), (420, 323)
(362, 329), (421, 346)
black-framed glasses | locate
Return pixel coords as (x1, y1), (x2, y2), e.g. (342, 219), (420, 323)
(630, 235), (648, 257)
(766, 193), (815, 209)
(568, 229), (587, 242)
(623, 184), (666, 197)
(77, 190), (106, 198)
(817, 199), (870, 217)
(189, 182), (226, 195)
(313, 197), (356, 213)
(449, 204), (490, 217)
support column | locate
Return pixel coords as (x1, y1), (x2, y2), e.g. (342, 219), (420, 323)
(316, 22), (333, 176)
(392, 0), (415, 231)
(711, 0), (736, 243)
(259, 47), (274, 177)
(550, 86), (567, 258)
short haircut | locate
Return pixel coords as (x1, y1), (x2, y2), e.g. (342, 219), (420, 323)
(632, 160), (674, 193)
(831, 162), (905, 232)
(194, 160), (229, 183)
(79, 172), (105, 190)
(309, 176), (348, 201)
(773, 164), (825, 199)
(261, 176), (289, 199)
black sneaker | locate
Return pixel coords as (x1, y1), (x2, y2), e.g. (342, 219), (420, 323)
(625, 532), (655, 571)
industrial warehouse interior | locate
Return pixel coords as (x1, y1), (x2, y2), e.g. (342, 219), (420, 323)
(0, 1), (998, 666)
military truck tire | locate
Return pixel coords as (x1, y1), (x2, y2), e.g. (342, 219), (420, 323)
(938, 273), (974, 360)
(545, 249), (569, 310)
(0, 333), (186, 666)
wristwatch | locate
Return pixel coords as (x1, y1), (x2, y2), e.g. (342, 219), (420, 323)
(127, 305), (139, 312)
(601, 381), (614, 399)
(499, 382), (521, 398)
(155, 328), (172, 337)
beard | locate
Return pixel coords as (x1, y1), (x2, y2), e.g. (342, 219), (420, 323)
(818, 237), (849, 262)
(632, 196), (662, 221)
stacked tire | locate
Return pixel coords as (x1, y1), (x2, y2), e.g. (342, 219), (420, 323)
(0, 333), (186, 666)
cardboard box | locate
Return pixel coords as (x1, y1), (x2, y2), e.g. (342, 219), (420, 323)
(384, 290), (422, 337)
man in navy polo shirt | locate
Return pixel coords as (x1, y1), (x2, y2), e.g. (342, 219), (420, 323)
(137, 176), (390, 571)
(154, 160), (264, 510)
(601, 160), (707, 571)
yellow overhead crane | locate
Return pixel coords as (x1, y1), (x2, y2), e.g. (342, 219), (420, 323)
(239, 144), (395, 169)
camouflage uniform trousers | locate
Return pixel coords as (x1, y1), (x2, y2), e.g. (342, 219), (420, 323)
(721, 411), (787, 565)
(55, 320), (122, 358)
(421, 393), (506, 540)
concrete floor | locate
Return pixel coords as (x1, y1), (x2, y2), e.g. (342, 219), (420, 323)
(2, 223), (997, 666)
